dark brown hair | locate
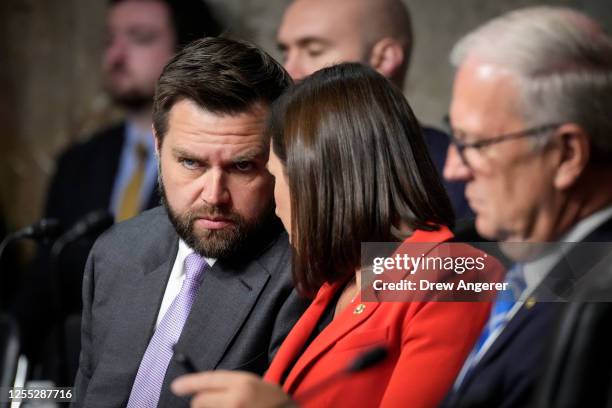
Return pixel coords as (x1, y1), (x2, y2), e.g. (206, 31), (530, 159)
(153, 37), (292, 142)
(109, 0), (223, 49)
(268, 63), (454, 296)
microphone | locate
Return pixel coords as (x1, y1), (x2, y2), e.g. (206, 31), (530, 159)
(345, 345), (388, 372)
(0, 218), (62, 267)
(11, 218), (62, 241)
(294, 345), (388, 404)
(48, 210), (113, 384)
(51, 210), (114, 257)
(170, 345), (387, 407)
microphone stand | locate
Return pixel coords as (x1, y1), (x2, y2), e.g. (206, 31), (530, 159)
(0, 235), (14, 268)
(0, 219), (61, 273)
(293, 345), (388, 405)
(48, 211), (113, 384)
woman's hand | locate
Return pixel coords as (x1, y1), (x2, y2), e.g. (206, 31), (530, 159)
(171, 370), (297, 408)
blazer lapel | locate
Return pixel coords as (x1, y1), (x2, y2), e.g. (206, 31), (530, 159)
(281, 226), (452, 393)
(266, 283), (336, 385)
(283, 288), (381, 394)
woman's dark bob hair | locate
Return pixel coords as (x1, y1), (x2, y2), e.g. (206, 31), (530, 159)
(267, 63), (454, 296)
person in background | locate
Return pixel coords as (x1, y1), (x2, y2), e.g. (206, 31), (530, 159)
(441, 6), (612, 407)
(170, 63), (499, 408)
(276, 0), (471, 220)
(10, 0), (222, 373)
(73, 37), (308, 407)
(52, 0), (222, 236)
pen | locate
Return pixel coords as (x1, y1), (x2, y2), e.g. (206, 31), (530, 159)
(172, 344), (198, 373)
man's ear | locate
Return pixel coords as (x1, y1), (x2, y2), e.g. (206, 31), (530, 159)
(553, 123), (591, 190)
(368, 37), (405, 81)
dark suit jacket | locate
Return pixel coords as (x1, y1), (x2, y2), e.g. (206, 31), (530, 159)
(441, 217), (612, 408)
(535, 230), (612, 407)
(46, 122), (159, 227)
(72, 206), (308, 408)
(422, 126), (471, 221)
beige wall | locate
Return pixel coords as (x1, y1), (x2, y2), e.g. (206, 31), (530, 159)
(1, 0), (611, 229)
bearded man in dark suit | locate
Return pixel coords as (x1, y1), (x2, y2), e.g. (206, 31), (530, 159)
(73, 37), (309, 407)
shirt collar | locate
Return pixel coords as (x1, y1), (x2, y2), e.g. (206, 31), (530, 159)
(522, 204), (612, 290)
(125, 120), (155, 153)
(177, 239), (216, 277)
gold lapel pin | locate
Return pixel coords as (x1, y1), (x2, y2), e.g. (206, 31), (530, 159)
(353, 303), (366, 314)
(525, 297), (537, 309)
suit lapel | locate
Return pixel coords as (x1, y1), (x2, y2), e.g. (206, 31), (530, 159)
(471, 301), (540, 372)
(156, 259), (272, 407)
(90, 235), (177, 404)
(174, 258), (271, 371)
(462, 221), (612, 389)
(454, 216), (612, 398)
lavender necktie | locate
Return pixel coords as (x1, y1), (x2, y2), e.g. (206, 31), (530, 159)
(126, 253), (208, 408)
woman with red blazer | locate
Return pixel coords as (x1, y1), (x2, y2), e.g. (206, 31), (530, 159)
(172, 63), (499, 408)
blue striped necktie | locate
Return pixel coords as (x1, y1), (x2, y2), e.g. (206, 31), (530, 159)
(454, 263), (526, 388)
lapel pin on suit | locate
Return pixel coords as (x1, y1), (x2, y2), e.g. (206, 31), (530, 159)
(354, 304), (366, 314)
(525, 296), (537, 309)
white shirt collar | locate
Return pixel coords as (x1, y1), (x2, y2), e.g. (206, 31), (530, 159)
(177, 239), (217, 275)
(522, 204), (612, 291)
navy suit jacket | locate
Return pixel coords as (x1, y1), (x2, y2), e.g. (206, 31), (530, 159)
(422, 126), (471, 221)
(45, 122), (159, 227)
(441, 217), (612, 408)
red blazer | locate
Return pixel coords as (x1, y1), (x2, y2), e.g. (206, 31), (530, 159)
(265, 226), (497, 408)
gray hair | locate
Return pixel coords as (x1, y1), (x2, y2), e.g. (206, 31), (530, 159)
(451, 6), (612, 158)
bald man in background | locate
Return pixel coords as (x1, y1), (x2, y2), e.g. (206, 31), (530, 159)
(277, 0), (471, 219)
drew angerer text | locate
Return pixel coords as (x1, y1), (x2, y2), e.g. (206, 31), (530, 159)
(372, 279), (509, 293)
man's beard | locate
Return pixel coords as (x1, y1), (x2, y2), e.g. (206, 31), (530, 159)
(109, 90), (153, 112)
(159, 180), (275, 259)
(104, 67), (153, 111)
(106, 85), (153, 111)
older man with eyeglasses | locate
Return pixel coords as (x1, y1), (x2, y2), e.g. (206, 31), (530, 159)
(441, 6), (612, 408)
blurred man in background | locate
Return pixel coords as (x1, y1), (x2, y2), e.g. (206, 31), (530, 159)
(50, 0), (221, 234)
(11, 0), (221, 382)
(277, 0), (471, 219)
(441, 6), (612, 407)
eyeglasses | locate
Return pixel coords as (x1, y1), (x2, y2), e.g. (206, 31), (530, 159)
(442, 115), (561, 168)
